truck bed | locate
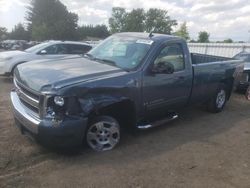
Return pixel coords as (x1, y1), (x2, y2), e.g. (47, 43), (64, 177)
(190, 53), (243, 104)
(191, 53), (232, 64)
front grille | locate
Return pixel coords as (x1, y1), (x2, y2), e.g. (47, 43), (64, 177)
(14, 78), (41, 118)
(19, 98), (40, 114)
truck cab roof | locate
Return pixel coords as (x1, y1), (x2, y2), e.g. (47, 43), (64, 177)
(114, 32), (183, 43)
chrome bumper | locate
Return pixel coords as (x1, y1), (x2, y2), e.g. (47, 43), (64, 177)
(11, 91), (41, 134)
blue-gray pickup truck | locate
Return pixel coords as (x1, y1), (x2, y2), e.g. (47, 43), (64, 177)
(11, 32), (243, 151)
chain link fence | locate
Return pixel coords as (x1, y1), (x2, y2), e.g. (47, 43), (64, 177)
(188, 43), (250, 58)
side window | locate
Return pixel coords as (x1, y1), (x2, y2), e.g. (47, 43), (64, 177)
(154, 43), (185, 72)
(42, 45), (57, 54)
(55, 44), (69, 54)
(41, 44), (68, 54)
(69, 44), (92, 54)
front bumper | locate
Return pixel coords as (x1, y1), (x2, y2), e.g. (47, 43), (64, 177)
(11, 91), (88, 148)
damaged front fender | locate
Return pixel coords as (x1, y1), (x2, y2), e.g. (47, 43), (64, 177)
(78, 94), (131, 116)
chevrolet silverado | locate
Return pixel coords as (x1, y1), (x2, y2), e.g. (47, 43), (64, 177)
(11, 32), (243, 151)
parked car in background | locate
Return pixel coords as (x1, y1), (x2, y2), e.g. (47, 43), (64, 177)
(0, 41), (4, 49)
(11, 32), (243, 151)
(26, 41), (40, 49)
(0, 41), (92, 76)
(233, 51), (250, 91)
(1, 40), (16, 50)
(84, 40), (102, 47)
(10, 40), (27, 50)
(245, 86), (250, 100)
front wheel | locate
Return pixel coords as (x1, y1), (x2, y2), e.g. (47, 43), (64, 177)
(86, 116), (120, 152)
(207, 84), (227, 113)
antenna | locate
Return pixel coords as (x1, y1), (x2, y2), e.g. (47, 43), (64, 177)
(149, 31), (154, 37)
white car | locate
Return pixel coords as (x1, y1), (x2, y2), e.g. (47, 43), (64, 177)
(0, 41), (92, 76)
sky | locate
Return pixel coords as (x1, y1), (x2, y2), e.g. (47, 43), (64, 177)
(0, 0), (250, 41)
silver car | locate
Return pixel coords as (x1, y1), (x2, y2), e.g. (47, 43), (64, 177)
(0, 41), (92, 76)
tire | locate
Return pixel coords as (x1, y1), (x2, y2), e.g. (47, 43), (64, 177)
(207, 84), (227, 113)
(86, 116), (120, 152)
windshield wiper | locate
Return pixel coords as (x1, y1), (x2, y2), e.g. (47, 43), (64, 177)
(95, 58), (117, 67)
(84, 53), (115, 65)
(84, 54), (121, 69)
(84, 53), (94, 59)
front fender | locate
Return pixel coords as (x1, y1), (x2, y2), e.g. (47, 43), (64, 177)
(78, 94), (130, 116)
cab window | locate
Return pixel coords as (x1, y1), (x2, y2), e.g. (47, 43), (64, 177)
(154, 43), (185, 72)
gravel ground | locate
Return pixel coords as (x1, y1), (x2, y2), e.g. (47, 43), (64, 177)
(0, 77), (249, 188)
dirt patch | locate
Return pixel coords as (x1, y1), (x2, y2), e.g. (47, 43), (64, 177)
(0, 77), (249, 188)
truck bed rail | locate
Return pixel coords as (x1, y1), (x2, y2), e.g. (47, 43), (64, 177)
(191, 53), (232, 64)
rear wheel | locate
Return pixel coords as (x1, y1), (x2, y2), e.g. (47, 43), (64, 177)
(207, 84), (227, 113)
(86, 116), (120, 152)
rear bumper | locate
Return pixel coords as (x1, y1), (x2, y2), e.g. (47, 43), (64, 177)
(11, 91), (88, 148)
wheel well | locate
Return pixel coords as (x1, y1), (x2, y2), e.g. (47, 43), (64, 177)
(89, 100), (136, 130)
(220, 77), (234, 100)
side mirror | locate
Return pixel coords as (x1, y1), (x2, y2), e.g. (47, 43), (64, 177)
(152, 62), (174, 74)
(39, 50), (47, 55)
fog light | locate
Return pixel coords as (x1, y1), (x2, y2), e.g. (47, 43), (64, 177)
(54, 96), (64, 106)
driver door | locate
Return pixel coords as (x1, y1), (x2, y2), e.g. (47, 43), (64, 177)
(142, 42), (192, 119)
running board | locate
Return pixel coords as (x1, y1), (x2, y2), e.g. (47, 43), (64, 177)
(137, 113), (178, 129)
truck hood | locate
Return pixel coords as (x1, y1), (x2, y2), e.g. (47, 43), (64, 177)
(14, 57), (126, 92)
(0, 50), (27, 60)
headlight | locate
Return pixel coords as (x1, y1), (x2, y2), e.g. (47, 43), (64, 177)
(54, 96), (64, 106)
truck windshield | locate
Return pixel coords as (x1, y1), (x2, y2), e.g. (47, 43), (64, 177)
(87, 36), (153, 70)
